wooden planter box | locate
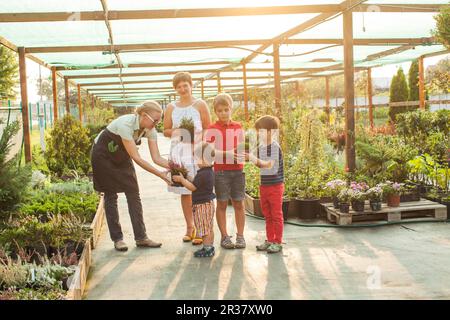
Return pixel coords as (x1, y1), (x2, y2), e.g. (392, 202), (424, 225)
(245, 193), (264, 217)
(89, 194), (105, 249)
(245, 193), (289, 220)
(65, 195), (105, 300)
(65, 239), (92, 300)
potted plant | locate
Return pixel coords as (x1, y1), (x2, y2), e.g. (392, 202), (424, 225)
(168, 161), (188, 187)
(178, 117), (195, 143)
(325, 179), (347, 209)
(349, 182), (368, 213)
(337, 188), (351, 213)
(379, 181), (405, 207)
(366, 186), (383, 211)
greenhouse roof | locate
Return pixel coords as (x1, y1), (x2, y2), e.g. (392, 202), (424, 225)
(0, 0), (448, 107)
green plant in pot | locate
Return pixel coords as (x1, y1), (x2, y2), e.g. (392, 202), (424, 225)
(378, 181), (405, 207)
(366, 186), (383, 211)
(337, 188), (352, 214)
(285, 109), (326, 219)
(168, 161), (188, 187)
(177, 117), (195, 144)
(325, 179), (347, 209)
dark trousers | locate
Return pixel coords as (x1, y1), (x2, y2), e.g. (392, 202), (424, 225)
(104, 191), (147, 242)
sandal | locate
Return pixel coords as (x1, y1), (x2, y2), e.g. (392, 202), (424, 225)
(182, 228), (196, 242)
(192, 237), (203, 246)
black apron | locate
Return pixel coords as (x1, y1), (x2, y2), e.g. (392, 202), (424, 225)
(91, 128), (142, 193)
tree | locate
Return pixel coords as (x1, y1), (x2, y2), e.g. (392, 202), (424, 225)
(408, 60), (419, 101)
(36, 76), (77, 103)
(426, 57), (450, 94)
(389, 67), (412, 122)
(433, 5), (450, 50)
(0, 45), (19, 100)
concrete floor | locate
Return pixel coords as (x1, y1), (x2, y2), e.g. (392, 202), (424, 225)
(84, 134), (450, 300)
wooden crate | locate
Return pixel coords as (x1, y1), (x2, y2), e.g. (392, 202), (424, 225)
(324, 199), (447, 226)
(90, 194), (105, 249)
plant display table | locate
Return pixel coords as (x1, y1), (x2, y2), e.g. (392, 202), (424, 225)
(323, 199), (447, 226)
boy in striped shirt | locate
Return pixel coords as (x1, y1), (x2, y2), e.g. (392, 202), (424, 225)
(244, 116), (284, 254)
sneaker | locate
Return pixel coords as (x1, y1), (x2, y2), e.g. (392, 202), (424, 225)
(256, 240), (271, 251)
(267, 243), (283, 254)
(136, 238), (162, 248)
(220, 236), (235, 249)
(235, 235), (246, 249)
(194, 246), (215, 258)
(114, 240), (128, 252)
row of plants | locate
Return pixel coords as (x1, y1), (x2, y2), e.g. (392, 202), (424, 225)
(1, 118), (101, 300)
(326, 180), (407, 214)
(242, 102), (449, 220)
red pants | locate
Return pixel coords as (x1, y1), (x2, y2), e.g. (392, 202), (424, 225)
(259, 183), (284, 244)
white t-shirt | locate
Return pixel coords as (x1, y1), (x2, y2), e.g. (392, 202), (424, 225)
(95, 114), (157, 144)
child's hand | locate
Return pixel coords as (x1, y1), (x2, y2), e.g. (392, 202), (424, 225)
(172, 175), (184, 183)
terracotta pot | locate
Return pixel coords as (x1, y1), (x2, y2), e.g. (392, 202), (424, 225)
(387, 194), (400, 207)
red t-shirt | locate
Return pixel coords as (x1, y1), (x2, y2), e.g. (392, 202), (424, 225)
(206, 120), (244, 171)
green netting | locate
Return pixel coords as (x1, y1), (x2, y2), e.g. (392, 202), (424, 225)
(0, 1), (448, 104)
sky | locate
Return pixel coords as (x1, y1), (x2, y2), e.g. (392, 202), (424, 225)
(23, 53), (449, 103)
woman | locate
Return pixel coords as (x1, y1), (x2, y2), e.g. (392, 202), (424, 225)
(92, 100), (171, 252)
(163, 72), (211, 245)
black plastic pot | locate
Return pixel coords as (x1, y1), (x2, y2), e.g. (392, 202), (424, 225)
(332, 197), (340, 209)
(296, 198), (320, 219)
(400, 192), (421, 202)
(351, 200), (365, 212)
(282, 199), (290, 221)
(370, 200), (382, 211)
(339, 203), (350, 214)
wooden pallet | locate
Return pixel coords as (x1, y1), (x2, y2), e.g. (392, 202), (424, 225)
(324, 199), (447, 226)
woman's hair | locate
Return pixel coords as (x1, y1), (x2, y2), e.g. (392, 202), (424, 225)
(213, 93), (233, 109)
(255, 115), (280, 130)
(172, 72), (193, 88)
(136, 100), (163, 115)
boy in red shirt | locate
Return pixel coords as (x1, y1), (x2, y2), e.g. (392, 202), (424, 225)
(205, 93), (246, 249)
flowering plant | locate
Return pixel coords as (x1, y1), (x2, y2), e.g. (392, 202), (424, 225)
(377, 181), (405, 196)
(337, 188), (352, 203)
(348, 189), (367, 202)
(325, 179), (347, 197)
(349, 181), (369, 192)
(366, 186), (383, 202)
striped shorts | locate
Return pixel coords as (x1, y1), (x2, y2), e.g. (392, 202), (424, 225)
(192, 200), (215, 237)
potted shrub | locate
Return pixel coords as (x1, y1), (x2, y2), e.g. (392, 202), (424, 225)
(366, 186), (383, 211)
(379, 181), (405, 207)
(325, 179), (347, 209)
(244, 164), (264, 217)
(285, 109), (326, 220)
(168, 161), (188, 187)
(349, 182), (369, 213)
(337, 188), (351, 214)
